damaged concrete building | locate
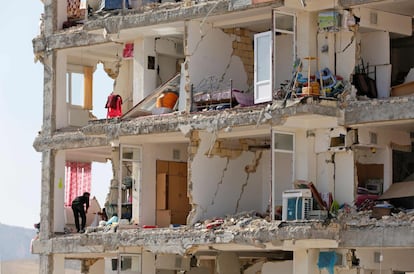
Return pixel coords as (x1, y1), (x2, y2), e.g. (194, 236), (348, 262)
(31, 0), (414, 273)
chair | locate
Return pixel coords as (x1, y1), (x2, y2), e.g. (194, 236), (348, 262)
(316, 67), (337, 89)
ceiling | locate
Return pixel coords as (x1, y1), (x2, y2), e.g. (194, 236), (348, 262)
(358, 0), (414, 17)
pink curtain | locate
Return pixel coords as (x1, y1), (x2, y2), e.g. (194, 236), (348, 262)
(65, 161), (92, 207)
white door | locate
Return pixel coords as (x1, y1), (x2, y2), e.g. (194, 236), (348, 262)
(254, 31), (273, 104)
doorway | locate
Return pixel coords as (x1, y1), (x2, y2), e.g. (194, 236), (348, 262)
(156, 160), (190, 227)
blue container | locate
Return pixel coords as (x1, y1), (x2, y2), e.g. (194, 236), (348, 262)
(100, 0), (130, 10)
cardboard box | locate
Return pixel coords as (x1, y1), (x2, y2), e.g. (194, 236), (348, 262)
(156, 209), (171, 228)
(371, 206), (391, 219)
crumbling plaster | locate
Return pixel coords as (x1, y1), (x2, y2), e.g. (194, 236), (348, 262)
(344, 96), (414, 125)
(189, 131), (268, 222)
(33, 0), (283, 55)
(33, 100), (340, 152)
(186, 21), (249, 91)
(33, 221), (340, 256)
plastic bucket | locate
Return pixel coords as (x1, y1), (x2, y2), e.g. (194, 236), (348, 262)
(156, 92), (178, 109)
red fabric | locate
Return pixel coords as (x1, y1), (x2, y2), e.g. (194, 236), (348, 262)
(105, 93), (123, 118)
(65, 162), (91, 207)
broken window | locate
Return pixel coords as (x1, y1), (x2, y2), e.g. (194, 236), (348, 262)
(66, 65), (93, 109)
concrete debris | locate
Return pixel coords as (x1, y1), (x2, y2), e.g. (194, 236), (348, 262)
(337, 208), (414, 228)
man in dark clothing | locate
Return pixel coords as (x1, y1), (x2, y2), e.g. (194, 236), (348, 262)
(71, 192), (90, 233)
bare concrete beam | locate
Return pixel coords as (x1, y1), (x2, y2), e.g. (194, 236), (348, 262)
(32, 221), (339, 255)
(340, 226), (414, 247)
(82, 102), (339, 138)
(343, 97), (414, 126)
(33, 132), (110, 152)
(33, 33), (112, 56)
(33, 0), (283, 54)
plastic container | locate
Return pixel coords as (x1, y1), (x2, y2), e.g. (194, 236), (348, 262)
(156, 92), (178, 109)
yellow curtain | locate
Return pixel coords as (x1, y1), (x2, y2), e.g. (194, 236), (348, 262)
(83, 66), (93, 110)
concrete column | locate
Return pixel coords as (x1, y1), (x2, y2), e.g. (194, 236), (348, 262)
(43, 0), (57, 35)
(293, 249), (319, 274)
(54, 151), (65, 233)
(52, 254), (65, 274)
(216, 252), (240, 274)
(39, 254), (53, 274)
(39, 149), (56, 274)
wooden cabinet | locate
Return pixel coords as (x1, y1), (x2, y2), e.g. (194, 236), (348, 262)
(156, 160), (190, 227)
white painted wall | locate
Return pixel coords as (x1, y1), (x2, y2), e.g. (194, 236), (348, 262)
(334, 150), (354, 205)
(357, 249), (414, 272)
(317, 30), (355, 80)
(52, 254), (65, 274)
(316, 152), (335, 195)
(142, 251), (156, 274)
(57, 0), (66, 31)
(158, 55), (178, 86)
(56, 52), (68, 129)
(139, 142), (188, 225)
(296, 11), (319, 71)
(293, 249), (319, 274)
(262, 260), (293, 274)
(54, 151), (65, 233)
(190, 131), (266, 222)
(133, 38), (158, 104)
(355, 7), (412, 36)
(89, 258), (105, 274)
(359, 31), (391, 98)
(294, 128), (317, 183)
(155, 38), (184, 58)
(335, 30), (356, 80)
(186, 21), (249, 92)
(358, 127), (411, 147)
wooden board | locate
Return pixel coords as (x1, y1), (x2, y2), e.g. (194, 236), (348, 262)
(168, 161), (187, 177)
(156, 173), (167, 210)
(156, 209), (171, 228)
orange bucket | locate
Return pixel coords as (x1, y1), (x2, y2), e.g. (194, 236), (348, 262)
(156, 92), (178, 109)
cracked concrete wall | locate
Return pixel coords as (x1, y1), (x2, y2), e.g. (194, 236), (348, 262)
(189, 131), (268, 222)
(186, 20), (249, 93)
(223, 28), (254, 87)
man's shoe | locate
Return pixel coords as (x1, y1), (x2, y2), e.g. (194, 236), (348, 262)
(79, 229), (85, 233)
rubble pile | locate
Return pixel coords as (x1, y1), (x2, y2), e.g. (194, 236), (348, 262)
(337, 208), (414, 228)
